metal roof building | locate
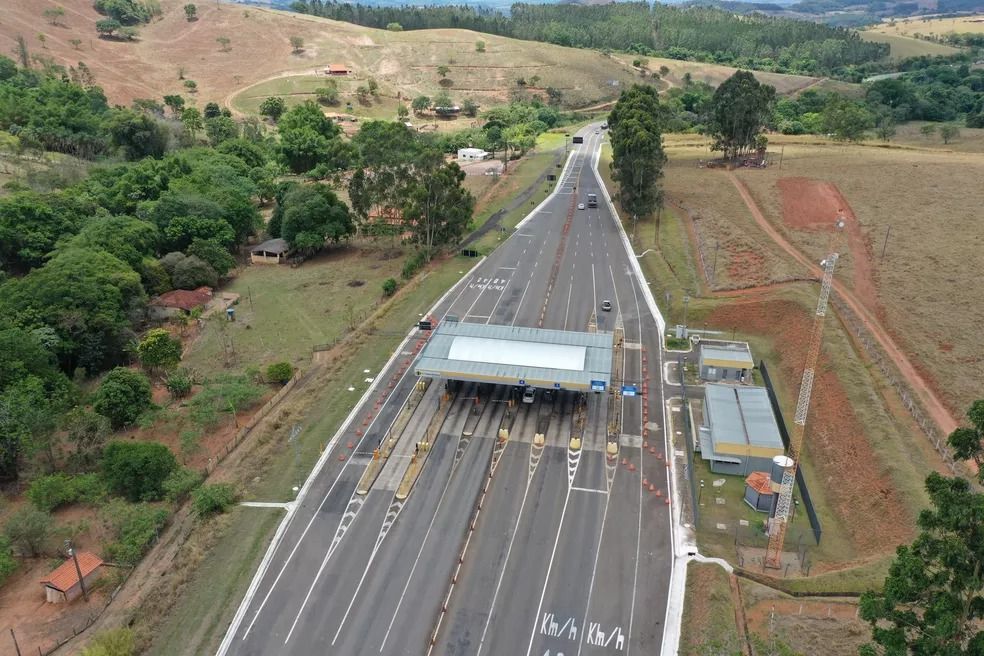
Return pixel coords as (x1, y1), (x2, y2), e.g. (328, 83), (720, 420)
(698, 383), (784, 475)
(698, 341), (754, 382)
(415, 321), (613, 392)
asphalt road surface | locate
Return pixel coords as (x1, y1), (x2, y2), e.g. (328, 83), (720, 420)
(221, 126), (674, 656)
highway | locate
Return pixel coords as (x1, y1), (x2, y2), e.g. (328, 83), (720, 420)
(219, 125), (676, 656)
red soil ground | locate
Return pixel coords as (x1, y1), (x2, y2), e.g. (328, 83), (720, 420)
(705, 297), (914, 555)
(727, 173), (957, 437)
(776, 177), (880, 316)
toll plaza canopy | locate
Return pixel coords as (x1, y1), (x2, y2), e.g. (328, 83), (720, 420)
(415, 321), (613, 392)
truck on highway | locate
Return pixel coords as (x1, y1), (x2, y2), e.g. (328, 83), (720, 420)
(587, 193), (598, 208)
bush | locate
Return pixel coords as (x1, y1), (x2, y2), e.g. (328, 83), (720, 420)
(93, 368), (153, 429)
(265, 361), (294, 385)
(26, 473), (75, 512)
(101, 500), (168, 566)
(0, 536), (17, 586)
(162, 467), (203, 503)
(188, 374), (265, 429)
(165, 368), (193, 398)
(137, 328), (182, 373)
(401, 250), (428, 280)
(27, 473), (106, 512)
(4, 507), (51, 557)
(382, 277), (398, 296)
(81, 628), (135, 656)
(192, 483), (236, 518)
(102, 441), (178, 502)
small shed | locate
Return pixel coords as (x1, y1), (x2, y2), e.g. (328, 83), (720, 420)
(325, 64), (350, 76)
(699, 341), (754, 382)
(743, 471), (773, 512)
(457, 148), (490, 161)
(149, 286), (213, 320)
(40, 552), (103, 603)
(251, 238), (289, 265)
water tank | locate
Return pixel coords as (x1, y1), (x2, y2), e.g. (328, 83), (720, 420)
(769, 455), (794, 494)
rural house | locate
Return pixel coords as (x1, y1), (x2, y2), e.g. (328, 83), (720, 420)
(40, 551), (102, 603)
(250, 238), (289, 265)
(149, 286), (213, 320)
(698, 341), (754, 382)
(457, 148), (491, 161)
(325, 64), (350, 76)
(698, 383), (784, 475)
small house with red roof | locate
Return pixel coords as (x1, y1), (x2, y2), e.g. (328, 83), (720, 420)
(743, 471), (773, 512)
(149, 286), (213, 320)
(40, 551), (103, 603)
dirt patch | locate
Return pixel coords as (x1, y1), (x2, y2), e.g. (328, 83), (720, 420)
(705, 298), (915, 555)
(725, 247), (769, 286)
(347, 279), (366, 287)
(745, 597), (869, 655)
(776, 177), (880, 317)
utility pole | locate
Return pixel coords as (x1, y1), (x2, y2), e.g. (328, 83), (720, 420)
(9, 629), (21, 656)
(880, 224), (891, 261)
(65, 542), (88, 602)
(778, 144), (784, 170)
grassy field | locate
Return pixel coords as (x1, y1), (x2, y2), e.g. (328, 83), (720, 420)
(859, 31), (961, 59)
(183, 244), (405, 374)
(731, 138), (984, 417)
(679, 563), (741, 656)
(867, 14), (984, 37)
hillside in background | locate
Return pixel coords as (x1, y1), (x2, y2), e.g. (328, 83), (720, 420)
(0, 0), (827, 112)
(681, 0), (984, 26)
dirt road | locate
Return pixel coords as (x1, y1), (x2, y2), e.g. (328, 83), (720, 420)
(727, 172), (958, 436)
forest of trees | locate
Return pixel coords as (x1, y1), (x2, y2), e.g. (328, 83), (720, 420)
(0, 54), (477, 484)
(288, 0), (889, 77)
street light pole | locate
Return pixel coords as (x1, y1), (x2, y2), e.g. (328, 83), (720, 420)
(699, 479), (705, 506)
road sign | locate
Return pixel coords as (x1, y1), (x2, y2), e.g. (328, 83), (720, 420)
(590, 380), (606, 392)
(553, 382), (561, 389)
(519, 379), (526, 386)
(622, 385), (637, 397)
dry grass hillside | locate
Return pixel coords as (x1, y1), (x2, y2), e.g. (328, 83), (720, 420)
(859, 31), (961, 60)
(868, 14), (984, 37)
(0, 0), (828, 112)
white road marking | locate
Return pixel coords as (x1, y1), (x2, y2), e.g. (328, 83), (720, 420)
(379, 433), (466, 651)
(526, 448), (582, 656)
(475, 443), (541, 656)
(563, 276), (574, 331)
(576, 471), (615, 656)
(570, 486), (607, 495)
(512, 278), (533, 327)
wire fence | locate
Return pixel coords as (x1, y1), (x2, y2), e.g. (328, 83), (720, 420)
(830, 297), (958, 475)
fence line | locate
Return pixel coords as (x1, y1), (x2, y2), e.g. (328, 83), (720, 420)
(204, 370), (303, 477)
(830, 297), (958, 475)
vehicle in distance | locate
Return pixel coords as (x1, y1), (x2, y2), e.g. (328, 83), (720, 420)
(522, 386), (536, 403)
(601, 123), (608, 129)
(587, 193), (598, 208)
(578, 203), (585, 210)
(601, 300), (613, 312)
